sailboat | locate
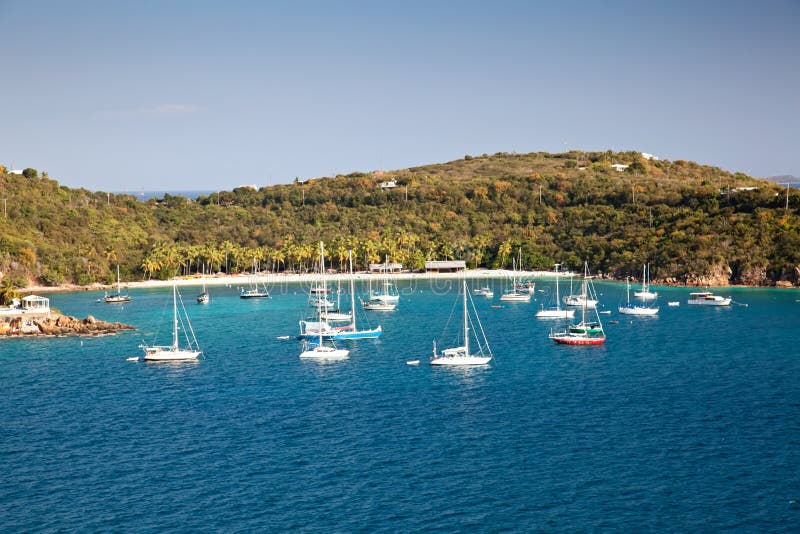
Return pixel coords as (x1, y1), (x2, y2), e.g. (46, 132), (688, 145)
(369, 258), (400, 304)
(619, 276), (659, 316)
(536, 264), (575, 319)
(500, 251), (531, 302)
(562, 270), (598, 309)
(104, 265), (131, 303)
(633, 263), (658, 300)
(240, 260), (270, 299)
(430, 279), (493, 366)
(299, 242), (350, 360)
(197, 266), (210, 304)
(331, 251), (382, 340)
(141, 281), (202, 361)
(549, 262), (606, 345)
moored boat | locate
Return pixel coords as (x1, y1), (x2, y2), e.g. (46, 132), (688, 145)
(687, 292), (731, 306)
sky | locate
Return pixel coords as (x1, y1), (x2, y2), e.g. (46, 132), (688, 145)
(0, 0), (798, 191)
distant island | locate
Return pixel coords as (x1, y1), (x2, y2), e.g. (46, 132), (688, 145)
(0, 150), (798, 299)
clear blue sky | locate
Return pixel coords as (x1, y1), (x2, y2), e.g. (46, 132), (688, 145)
(1, 0), (798, 190)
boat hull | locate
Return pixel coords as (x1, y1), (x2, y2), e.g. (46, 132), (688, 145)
(687, 299), (731, 306)
(500, 293), (530, 302)
(536, 308), (575, 319)
(549, 334), (605, 346)
(430, 355), (492, 366)
(618, 306), (659, 316)
(331, 327), (382, 340)
(143, 348), (201, 361)
(299, 347), (350, 360)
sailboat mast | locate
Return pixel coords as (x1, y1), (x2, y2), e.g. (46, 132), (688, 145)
(117, 265), (121, 295)
(172, 281), (179, 349)
(319, 242), (326, 346)
(463, 279), (469, 356)
(555, 264), (561, 310)
(349, 250), (356, 331)
(581, 262), (588, 325)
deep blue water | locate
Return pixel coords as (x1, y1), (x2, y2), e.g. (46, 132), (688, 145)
(2, 280), (800, 531)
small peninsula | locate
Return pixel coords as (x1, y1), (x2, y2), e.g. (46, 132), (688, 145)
(0, 296), (134, 338)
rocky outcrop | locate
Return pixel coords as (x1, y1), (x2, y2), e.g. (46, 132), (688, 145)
(0, 313), (134, 337)
(683, 263), (732, 287)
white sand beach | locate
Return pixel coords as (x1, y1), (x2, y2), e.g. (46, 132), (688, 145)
(25, 269), (577, 295)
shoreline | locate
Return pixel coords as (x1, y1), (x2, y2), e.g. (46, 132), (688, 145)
(21, 269), (799, 295)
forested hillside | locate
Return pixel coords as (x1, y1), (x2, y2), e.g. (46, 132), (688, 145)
(1, 150), (799, 291)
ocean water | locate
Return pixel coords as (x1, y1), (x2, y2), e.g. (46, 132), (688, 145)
(2, 280), (799, 531)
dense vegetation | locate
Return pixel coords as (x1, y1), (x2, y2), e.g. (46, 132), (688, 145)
(1, 150), (799, 293)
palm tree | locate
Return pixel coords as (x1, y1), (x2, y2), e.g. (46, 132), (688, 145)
(0, 279), (21, 306)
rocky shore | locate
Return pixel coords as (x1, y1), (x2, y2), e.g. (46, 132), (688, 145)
(0, 314), (135, 338)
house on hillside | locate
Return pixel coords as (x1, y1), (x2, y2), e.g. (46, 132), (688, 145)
(379, 180), (398, 189)
(611, 164), (629, 172)
(641, 152), (660, 161)
(425, 260), (466, 273)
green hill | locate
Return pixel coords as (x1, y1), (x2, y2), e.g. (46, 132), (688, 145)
(1, 150), (799, 293)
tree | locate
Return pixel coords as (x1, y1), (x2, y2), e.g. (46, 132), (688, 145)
(22, 168), (38, 179)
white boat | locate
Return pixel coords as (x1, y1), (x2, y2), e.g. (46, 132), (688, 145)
(562, 271), (598, 308)
(563, 293), (598, 309)
(633, 263), (658, 300)
(299, 242), (350, 360)
(618, 276), (659, 316)
(371, 279), (400, 304)
(536, 264), (576, 319)
(104, 265), (131, 303)
(500, 250), (531, 302)
(329, 251), (382, 340)
(197, 267), (210, 304)
(500, 290), (530, 302)
(362, 298), (397, 311)
(549, 263), (606, 345)
(687, 291), (731, 306)
(668, 301), (680, 307)
(473, 287), (494, 298)
(515, 280), (537, 294)
(141, 281), (202, 362)
(430, 279), (493, 366)
(240, 264), (270, 299)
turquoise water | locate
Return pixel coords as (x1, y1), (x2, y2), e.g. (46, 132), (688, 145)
(2, 280), (800, 531)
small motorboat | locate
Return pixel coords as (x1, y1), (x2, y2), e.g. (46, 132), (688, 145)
(668, 301), (680, 307)
(406, 360), (420, 366)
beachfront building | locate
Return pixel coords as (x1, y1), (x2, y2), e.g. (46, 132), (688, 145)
(370, 262), (403, 273)
(22, 295), (50, 313)
(425, 260), (466, 273)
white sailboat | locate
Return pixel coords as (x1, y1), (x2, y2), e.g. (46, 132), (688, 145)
(536, 264), (575, 319)
(240, 260), (270, 299)
(331, 251), (382, 340)
(633, 263), (658, 300)
(104, 265), (131, 303)
(562, 271), (598, 308)
(299, 242), (350, 360)
(141, 281), (202, 361)
(500, 251), (531, 302)
(197, 266), (210, 304)
(370, 258), (400, 304)
(618, 276), (659, 316)
(430, 279), (493, 366)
